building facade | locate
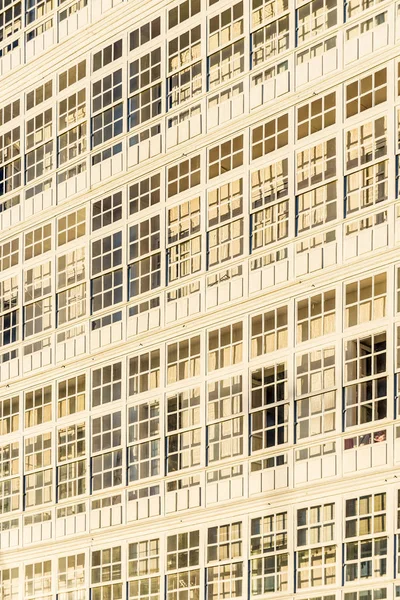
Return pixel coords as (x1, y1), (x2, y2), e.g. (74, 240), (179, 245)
(0, 0), (400, 598)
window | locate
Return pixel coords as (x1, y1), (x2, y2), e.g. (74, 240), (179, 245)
(344, 429), (386, 451)
(296, 182), (337, 233)
(208, 40), (245, 89)
(209, 2), (243, 51)
(167, 61), (202, 109)
(129, 215), (160, 262)
(58, 160), (86, 187)
(92, 141), (122, 168)
(25, 0), (52, 24)
(25, 385), (52, 428)
(0, 395), (19, 435)
(208, 178), (242, 224)
(0, 567), (19, 600)
(24, 467), (52, 508)
(345, 0), (384, 19)
(58, 123), (87, 165)
(93, 40), (123, 72)
(251, 306), (288, 357)
(167, 335), (201, 383)
(130, 17), (161, 50)
(250, 511), (288, 594)
(344, 332), (387, 428)
(251, 0), (289, 28)
(0, 441), (19, 481)
(0, 303), (18, 348)
(92, 362), (122, 407)
(128, 399), (159, 445)
(57, 282), (86, 326)
(297, 290), (336, 342)
(0, 105), (19, 138)
(92, 449), (123, 491)
(0, 0), (21, 43)
(128, 350), (160, 396)
(167, 155), (201, 198)
(252, 199), (289, 249)
(129, 52), (162, 128)
(57, 554), (85, 599)
(129, 173), (161, 215)
(296, 0), (337, 44)
(128, 539), (160, 600)
(92, 191), (122, 231)
(207, 376), (243, 463)
(345, 273), (386, 327)
(297, 36), (336, 72)
(0, 276), (18, 317)
(250, 362), (288, 452)
(296, 346), (335, 397)
(345, 161), (388, 216)
(57, 208), (86, 246)
(26, 108), (52, 151)
(129, 216), (161, 298)
(346, 493), (386, 537)
(207, 522), (243, 599)
(207, 322), (242, 372)
(169, 25), (201, 72)
(208, 135), (243, 179)
(91, 547), (122, 599)
(92, 411), (121, 454)
(345, 493), (387, 582)
(128, 399), (160, 482)
(0, 476), (19, 514)
(251, 58), (289, 92)
(91, 103), (123, 147)
(0, 193), (20, 216)
(24, 223), (52, 260)
(57, 246), (85, 289)
(168, 237), (201, 283)
(345, 116), (387, 172)
(296, 503), (336, 588)
(91, 268), (123, 312)
(25, 561), (52, 600)
(58, 422), (85, 462)
(251, 15), (289, 66)
(23, 296), (52, 338)
(167, 196), (200, 279)
(24, 261), (51, 304)
(168, 0), (201, 28)
(59, 60), (86, 92)
(208, 179), (244, 267)
(208, 82), (242, 115)
(166, 530), (200, 599)
(296, 138), (336, 191)
(345, 590), (387, 600)
(208, 374), (242, 422)
(27, 80), (52, 112)
(296, 391), (336, 440)
(91, 231), (122, 276)
(0, 144), (21, 196)
(298, 92), (336, 139)
(59, 0), (87, 23)
(166, 386), (201, 473)
(47, 370), (72, 416)
(0, 126), (20, 166)
(25, 140), (53, 183)
(25, 433), (51, 473)
(346, 9), (387, 41)
(252, 113), (289, 160)
(93, 69), (122, 113)
(346, 69), (387, 118)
